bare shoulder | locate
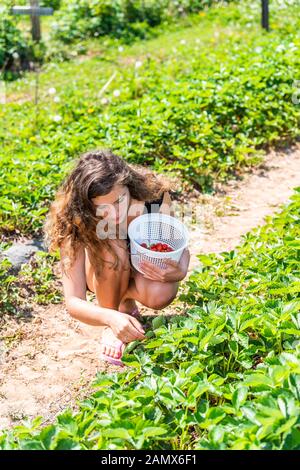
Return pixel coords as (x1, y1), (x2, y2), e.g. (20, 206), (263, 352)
(60, 238), (85, 265)
(162, 191), (172, 203)
(160, 191), (175, 216)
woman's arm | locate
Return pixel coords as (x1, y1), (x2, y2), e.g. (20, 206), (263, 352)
(60, 241), (145, 341)
(60, 242), (113, 326)
(177, 247), (191, 280)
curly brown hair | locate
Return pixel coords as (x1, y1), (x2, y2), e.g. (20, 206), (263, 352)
(43, 148), (177, 279)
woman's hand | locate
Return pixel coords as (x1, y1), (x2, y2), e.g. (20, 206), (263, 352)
(139, 248), (190, 282)
(108, 311), (146, 343)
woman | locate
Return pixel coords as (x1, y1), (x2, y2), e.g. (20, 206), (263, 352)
(43, 148), (190, 366)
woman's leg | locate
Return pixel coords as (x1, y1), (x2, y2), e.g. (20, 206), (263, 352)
(86, 246), (179, 312)
(85, 240), (132, 310)
(85, 244), (179, 360)
(119, 266), (179, 311)
(85, 241), (136, 360)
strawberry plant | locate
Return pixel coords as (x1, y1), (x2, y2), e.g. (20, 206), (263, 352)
(51, 0), (230, 44)
(1, 1), (300, 237)
(0, 188), (299, 449)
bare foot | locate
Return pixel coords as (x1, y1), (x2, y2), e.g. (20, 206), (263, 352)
(100, 327), (125, 359)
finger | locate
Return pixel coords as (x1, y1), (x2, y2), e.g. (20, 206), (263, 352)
(141, 271), (163, 281)
(164, 258), (179, 267)
(139, 263), (159, 275)
(139, 260), (172, 280)
(141, 259), (165, 270)
(140, 262), (164, 275)
(182, 248), (190, 260)
(139, 266), (164, 280)
(121, 328), (141, 343)
(140, 260), (153, 268)
(126, 320), (145, 339)
(121, 332), (137, 343)
(165, 258), (178, 264)
(130, 317), (145, 335)
(127, 329), (144, 342)
(145, 257), (177, 270)
(140, 260), (160, 272)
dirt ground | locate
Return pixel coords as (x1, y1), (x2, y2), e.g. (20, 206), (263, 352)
(1, 144), (300, 431)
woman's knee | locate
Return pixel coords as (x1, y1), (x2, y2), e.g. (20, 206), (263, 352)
(143, 281), (179, 310)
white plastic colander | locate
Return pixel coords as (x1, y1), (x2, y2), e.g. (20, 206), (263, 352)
(127, 213), (189, 273)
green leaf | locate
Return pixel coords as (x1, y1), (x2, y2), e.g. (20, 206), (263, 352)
(232, 386), (248, 410)
(243, 374), (273, 388)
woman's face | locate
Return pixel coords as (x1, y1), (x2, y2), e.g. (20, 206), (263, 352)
(91, 184), (131, 225)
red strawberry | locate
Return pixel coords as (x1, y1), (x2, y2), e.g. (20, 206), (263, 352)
(141, 241), (174, 252)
